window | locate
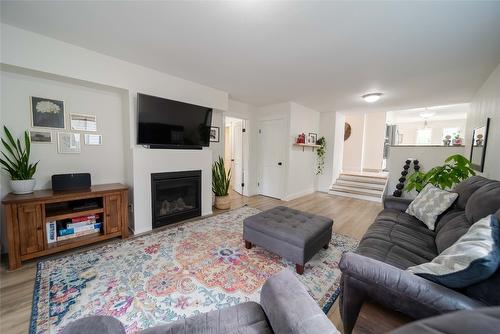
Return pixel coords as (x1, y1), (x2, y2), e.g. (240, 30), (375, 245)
(443, 127), (459, 139)
(416, 128), (432, 145)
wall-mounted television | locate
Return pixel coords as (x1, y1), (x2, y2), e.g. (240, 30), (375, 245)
(137, 93), (213, 149)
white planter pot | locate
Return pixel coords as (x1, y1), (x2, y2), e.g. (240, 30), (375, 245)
(10, 179), (36, 195)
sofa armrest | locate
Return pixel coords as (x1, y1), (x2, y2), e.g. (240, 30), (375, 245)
(260, 270), (339, 334)
(340, 252), (484, 318)
(383, 196), (413, 211)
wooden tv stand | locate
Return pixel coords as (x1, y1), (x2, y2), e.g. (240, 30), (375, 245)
(2, 183), (128, 270)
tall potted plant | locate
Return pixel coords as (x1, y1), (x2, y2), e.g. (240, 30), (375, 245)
(405, 154), (475, 192)
(212, 156), (231, 210)
(0, 126), (39, 194)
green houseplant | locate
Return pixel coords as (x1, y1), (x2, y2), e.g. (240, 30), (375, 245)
(0, 126), (39, 194)
(405, 154), (475, 193)
(315, 136), (326, 175)
(212, 156), (231, 210)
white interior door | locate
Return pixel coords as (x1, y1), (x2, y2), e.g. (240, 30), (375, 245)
(232, 120), (244, 194)
(259, 119), (286, 199)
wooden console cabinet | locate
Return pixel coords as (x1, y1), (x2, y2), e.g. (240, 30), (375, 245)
(2, 183), (128, 270)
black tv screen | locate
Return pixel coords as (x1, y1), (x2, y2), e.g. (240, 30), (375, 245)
(137, 93), (213, 148)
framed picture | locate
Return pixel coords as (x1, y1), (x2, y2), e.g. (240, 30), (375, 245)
(308, 132), (318, 144)
(30, 96), (65, 129)
(70, 113), (97, 131)
(57, 132), (81, 154)
(84, 134), (103, 145)
(210, 126), (220, 142)
(29, 130), (52, 143)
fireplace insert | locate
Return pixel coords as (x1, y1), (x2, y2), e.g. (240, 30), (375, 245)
(151, 170), (201, 228)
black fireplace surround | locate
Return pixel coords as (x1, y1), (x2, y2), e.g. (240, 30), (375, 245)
(151, 170), (201, 228)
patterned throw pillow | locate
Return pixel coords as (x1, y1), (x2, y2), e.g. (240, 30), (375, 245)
(406, 184), (458, 230)
(408, 215), (500, 288)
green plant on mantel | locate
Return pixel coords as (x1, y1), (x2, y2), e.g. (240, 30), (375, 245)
(315, 136), (326, 175)
(0, 126), (39, 180)
(405, 154), (475, 192)
(212, 156), (231, 196)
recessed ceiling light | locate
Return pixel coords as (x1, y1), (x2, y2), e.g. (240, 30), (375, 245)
(362, 93), (383, 103)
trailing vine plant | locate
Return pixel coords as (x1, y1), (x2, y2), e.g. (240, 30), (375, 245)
(315, 136), (326, 175)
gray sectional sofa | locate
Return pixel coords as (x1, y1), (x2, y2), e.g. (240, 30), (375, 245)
(339, 176), (500, 334)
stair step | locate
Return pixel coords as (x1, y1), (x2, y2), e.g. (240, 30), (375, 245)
(330, 185), (383, 197)
(341, 172), (388, 180)
(329, 191), (383, 203)
(335, 179), (386, 191)
(338, 174), (387, 185)
(331, 185), (383, 196)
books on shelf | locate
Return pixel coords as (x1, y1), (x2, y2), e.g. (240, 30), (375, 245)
(47, 213), (103, 243)
(58, 222), (102, 236)
(46, 221), (57, 244)
(57, 227), (101, 241)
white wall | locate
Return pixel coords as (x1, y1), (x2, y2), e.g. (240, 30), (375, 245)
(342, 112), (366, 172)
(1, 68), (126, 190)
(386, 145), (466, 198)
(1, 23), (229, 235)
(210, 110), (224, 162)
(396, 119), (466, 145)
(363, 112), (386, 171)
(287, 103), (320, 200)
(466, 62), (500, 181)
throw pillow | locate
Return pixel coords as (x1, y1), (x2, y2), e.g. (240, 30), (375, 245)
(407, 214), (500, 288)
(406, 183), (458, 230)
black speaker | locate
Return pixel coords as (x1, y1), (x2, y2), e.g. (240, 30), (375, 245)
(52, 173), (91, 191)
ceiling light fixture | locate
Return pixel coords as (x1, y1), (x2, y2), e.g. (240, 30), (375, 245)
(362, 93), (383, 103)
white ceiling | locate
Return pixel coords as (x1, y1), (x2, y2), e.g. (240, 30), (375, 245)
(2, 1), (500, 112)
(387, 103), (469, 124)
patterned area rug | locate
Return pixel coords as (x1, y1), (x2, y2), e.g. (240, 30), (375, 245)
(31, 206), (358, 333)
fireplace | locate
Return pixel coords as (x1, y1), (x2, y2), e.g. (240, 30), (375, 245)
(151, 170), (201, 228)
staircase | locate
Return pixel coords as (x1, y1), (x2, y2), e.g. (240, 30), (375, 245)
(329, 172), (387, 202)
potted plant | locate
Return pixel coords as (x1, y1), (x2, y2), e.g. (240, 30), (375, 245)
(0, 126), (39, 194)
(405, 154), (475, 192)
(212, 156), (231, 210)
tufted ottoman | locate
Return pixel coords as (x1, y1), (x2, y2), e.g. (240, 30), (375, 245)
(243, 206), (333, 274)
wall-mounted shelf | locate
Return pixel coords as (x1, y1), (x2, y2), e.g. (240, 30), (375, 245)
(293, 143), (321, 151)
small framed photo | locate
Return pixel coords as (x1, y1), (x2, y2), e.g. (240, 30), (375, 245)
(308, 132), (318, 144)
(70, 113), (97, 131)
(57, 132), (81, 154)
(30, 96), (65, 129)
(210, 126), (220, 142)
(84, 134), (102, 145)
(29, 130), (52, 144)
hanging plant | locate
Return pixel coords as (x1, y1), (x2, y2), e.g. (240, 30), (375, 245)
(315, 136), (326, 175)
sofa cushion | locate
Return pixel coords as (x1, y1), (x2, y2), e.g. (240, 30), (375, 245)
(452, 176), (494, 210)
(408, 215), (500, 288)
(465, 181), (500, 223)
(357, 211), (438, 269)
(435, 213), (471, 253)
(140, 302), (272, 334)
(435, 209), (464, 234)
(406, 184), (458, 230)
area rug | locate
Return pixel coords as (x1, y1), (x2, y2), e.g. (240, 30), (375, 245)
(30, 206), (358, 333)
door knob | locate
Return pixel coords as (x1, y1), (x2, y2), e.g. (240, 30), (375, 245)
(278, 162), (283, 166)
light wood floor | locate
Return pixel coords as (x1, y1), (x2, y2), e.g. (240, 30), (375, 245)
(0, 191), (409, 334)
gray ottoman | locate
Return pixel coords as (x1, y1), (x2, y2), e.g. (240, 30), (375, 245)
(243, 206), (333, 274)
